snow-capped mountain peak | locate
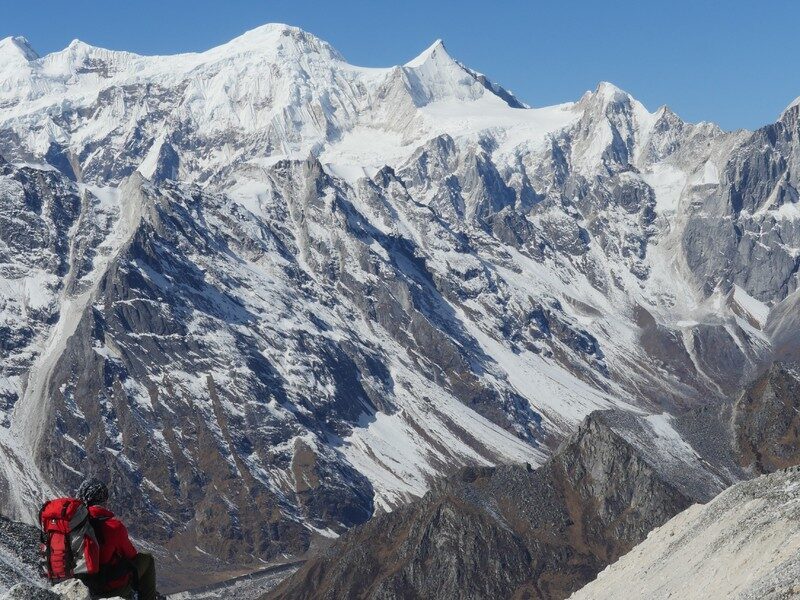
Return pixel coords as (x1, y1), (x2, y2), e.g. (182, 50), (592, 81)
(204, 22), (346, 63)
(594, 80), (631, 101)
(404, 38), (448, 68)
(0, 36), (38, 62)
(579, 81), (650, 117)
(402, 38), (519, 108)
(398, 37), (494, 107)
(781, 94), (800, 120)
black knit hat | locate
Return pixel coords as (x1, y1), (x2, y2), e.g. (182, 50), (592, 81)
(77, 478), (109, 506)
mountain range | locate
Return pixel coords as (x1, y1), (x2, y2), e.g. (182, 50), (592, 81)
(0, 23), (799, 593)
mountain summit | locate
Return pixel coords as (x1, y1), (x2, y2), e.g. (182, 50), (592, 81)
(0, 36), (38, 61)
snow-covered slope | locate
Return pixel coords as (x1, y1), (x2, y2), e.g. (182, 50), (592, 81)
(0, 23), (798, 575)
(0, 24), (535, 186)
(570, 467), (800, 600)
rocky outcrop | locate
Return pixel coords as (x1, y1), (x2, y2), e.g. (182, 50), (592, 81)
(682, 104), (800, 303)
(0, 515), (39, 592)
(734, 363), (800, 473)
(570, 467), (800, 600)
(1, 580), (125, 600)
(268, 412), (694, 600)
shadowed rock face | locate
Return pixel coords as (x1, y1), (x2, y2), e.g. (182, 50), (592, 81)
(734, 363), (800, 473)
(268, 413), (694, 600)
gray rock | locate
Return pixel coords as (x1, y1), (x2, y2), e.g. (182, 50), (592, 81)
(734, 362), (800, 473)
(268, 412), (694, 600)
(2, 584), (59, 600)
(0, 515), (40, 591)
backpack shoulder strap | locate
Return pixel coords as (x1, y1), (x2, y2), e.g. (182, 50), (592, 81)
(89, 517), (106, 545)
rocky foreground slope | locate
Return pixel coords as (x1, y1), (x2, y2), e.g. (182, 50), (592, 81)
(0, 516), (39, 593)
(268, 412), (697, 600)
(570, 467), (800, 600)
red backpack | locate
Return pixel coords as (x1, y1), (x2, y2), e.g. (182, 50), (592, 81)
(39, 498), (100, 582)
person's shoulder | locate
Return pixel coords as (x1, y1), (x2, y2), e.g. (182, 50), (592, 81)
(103, 516), (129, 532)
(88, 505), (115, 519)
(89, 506), (128, 529)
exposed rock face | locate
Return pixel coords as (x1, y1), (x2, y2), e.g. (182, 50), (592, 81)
(570, 467), (800, 600)
(734, 363), (800, 473)
(268, 413), (694, 600)
(0, 160), (81, 429)
(682, 105), (800, 303)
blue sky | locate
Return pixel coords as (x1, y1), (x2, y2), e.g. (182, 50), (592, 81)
(2, 0), (796, 131)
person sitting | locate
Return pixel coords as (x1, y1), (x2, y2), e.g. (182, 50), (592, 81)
(75, 478), (158, 600)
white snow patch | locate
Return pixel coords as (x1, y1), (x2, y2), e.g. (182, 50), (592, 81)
(642, 163), (687, 214)
(731, 285), (769, 328)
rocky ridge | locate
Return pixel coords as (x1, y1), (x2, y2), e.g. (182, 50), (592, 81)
(570, 467), (800, 600)
(268, 412), (696, 600)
